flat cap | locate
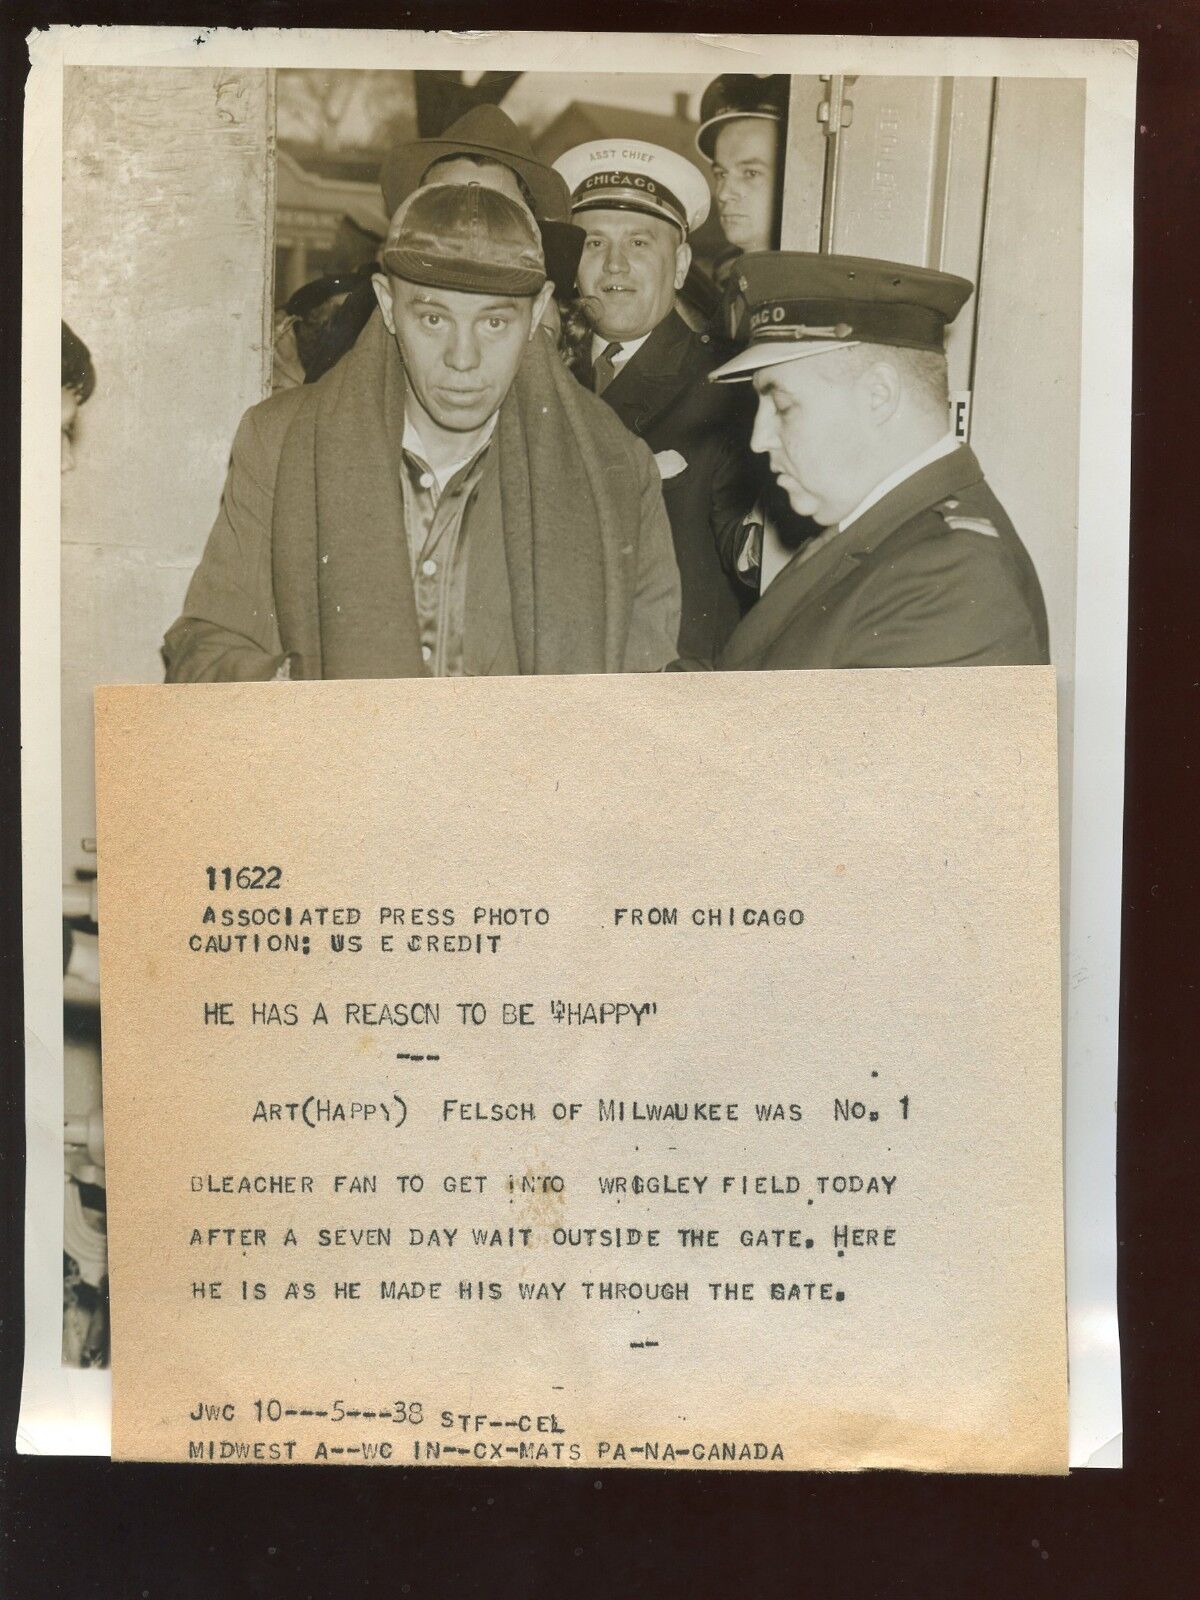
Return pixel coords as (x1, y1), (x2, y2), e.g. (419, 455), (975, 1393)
(696, 74), (790, 161)
(553, 140), (711, 235)
(710, 251), (974, 381)
(382, 183), (547, 298)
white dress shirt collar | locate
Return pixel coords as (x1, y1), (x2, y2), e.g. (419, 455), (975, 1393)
(837, 433), (962, 533)
(402, 408), (498, 497)
(591, 330), (651, 372)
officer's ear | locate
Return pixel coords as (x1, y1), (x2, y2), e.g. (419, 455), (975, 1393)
(528, 281), (556, 340)
(372, 272), (398, 337)
(863, 359), (903, 427)
(673, 237), (693, 292)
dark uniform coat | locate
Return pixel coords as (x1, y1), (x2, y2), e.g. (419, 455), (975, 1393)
(580, 310), (756, 660)
(678, 445), (1050, 670)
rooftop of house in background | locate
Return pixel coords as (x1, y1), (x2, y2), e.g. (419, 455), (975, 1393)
(532, 97), (700, 163)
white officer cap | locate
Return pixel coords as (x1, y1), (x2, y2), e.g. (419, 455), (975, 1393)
(553, 140), (711, 235)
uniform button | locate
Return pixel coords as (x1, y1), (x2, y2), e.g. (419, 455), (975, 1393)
(421, 558), (437, 576)
(421, 645), (432, 662)
(419, 471), (434, 489)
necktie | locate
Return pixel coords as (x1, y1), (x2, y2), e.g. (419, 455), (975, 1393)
(592, 341), (624, 396)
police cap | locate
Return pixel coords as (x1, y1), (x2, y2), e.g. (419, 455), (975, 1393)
(553, 140), (711, 235)
(710, 251), (974, 382)
(696, 74), (790, 161)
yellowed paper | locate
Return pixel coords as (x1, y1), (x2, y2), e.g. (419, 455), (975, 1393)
(96, 669), (1066, 1472)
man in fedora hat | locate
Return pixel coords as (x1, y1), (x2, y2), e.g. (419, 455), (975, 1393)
(163, 182), (681, 681)
(554, 138), (758, 661)
(673, 251), (1049, 671)
(382, 104), (585, 313)
(381, 103), (569, 222)
(287, 106), (588, 384)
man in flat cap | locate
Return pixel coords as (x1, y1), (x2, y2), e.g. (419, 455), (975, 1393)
(279, 106), (587, 388)
(673, 251), (1049, 670)
(380, 104), (586, 322)
(554, 138), (757, 660)
(163, 183), (680, 680)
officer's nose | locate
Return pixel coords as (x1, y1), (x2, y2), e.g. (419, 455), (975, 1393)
(750, 394), (778, 455)
(61, 432), (75, 473)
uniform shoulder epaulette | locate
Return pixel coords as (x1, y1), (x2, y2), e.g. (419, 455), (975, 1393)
(932, 496), (1000, 538)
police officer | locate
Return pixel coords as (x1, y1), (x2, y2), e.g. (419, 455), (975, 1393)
(696, 74), (790, 264)
(695, 76), (818, 598)
(674, 251), (1050, 670)
(553, 139), (756, 659)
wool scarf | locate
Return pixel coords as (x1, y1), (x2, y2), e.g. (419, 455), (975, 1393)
(271, 311), (633, 677)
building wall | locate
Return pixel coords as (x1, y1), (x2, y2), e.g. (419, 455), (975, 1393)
(60, 66), (274, 878)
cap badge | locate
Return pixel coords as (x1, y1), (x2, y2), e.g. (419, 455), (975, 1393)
(749, 303), (854, 341)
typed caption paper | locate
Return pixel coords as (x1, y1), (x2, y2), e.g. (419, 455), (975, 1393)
(95, 670), (1066, 1472)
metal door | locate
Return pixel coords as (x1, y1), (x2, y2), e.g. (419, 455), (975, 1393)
(779, 72), (1086, 677)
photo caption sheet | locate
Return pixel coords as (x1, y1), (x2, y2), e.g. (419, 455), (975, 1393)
(95, 670), (1067, 1473)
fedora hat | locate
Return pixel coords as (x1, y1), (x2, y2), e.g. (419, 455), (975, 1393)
(539, 218), (586, 299)
(380, 104), (570, 223)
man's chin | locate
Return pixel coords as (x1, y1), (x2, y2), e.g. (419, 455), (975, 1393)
(585, 296), (646, 341)
(429, 394), (493, 431)
(721, 218), (769, 252)
(778, 478), (822, 520)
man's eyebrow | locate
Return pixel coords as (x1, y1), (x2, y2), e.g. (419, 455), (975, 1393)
(408, 294), (521, 314)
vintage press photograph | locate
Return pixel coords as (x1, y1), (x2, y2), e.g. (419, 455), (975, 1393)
(24, 33), (1130, 1462)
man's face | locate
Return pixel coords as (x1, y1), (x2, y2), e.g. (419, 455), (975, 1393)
(751, 352), (876, 525)
(575, 209), (690, 342)
(422, 156), (525, 207)
(711, 120), (779, 253)
(376, 275), (546, 434)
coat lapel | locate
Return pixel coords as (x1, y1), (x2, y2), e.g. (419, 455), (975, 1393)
(304, 317), (426, 679)
(601, 311), (695, 437)
(719, 446), (987, 668)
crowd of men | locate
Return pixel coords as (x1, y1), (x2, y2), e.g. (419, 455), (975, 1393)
(163, 75), (1049, 681)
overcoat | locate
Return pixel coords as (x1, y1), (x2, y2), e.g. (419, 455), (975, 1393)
(580, 310), (756, 661)
(163, 323), (682, 681)
(675, 445), (1050, 670)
